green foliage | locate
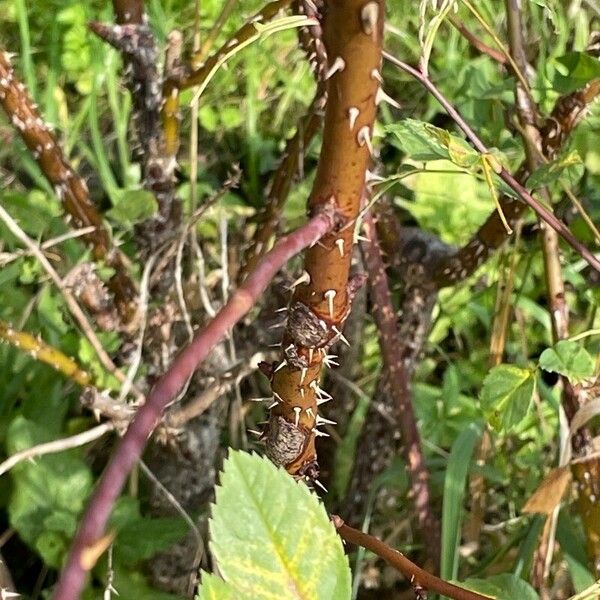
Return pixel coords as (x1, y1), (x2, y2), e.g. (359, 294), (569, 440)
(539, 340), (595, 384)
(527, 151), (585, 190)
(199, 450), (351, 600)
(461, 574), (539, 600)
(107, 189), (160, 226)
(480, 365), (537, 434)
(552, 51), (600, 94)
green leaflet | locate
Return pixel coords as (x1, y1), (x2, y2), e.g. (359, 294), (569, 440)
(198, 450), (351, 600)
(460, 574), (539, 599)
(539, 340), (595, 384)
(480, 365), (537, 434)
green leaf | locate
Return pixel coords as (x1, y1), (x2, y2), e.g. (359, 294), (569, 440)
(107, 189), (158, 225)
(460, 574), (539, 599)
(539, 340), (595, 384)
(552, 52), (600, 94)
(196, 572), (238, 600)
(7, 417), (93, 567)
(441, 422), (483, 580)
(480, 365), (537, 434)
(385, 118), (479, 167)
(200, 450), (351, 600)
(527, 151), (584, 190)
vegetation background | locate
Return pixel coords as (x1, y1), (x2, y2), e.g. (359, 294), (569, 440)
(0, 0), (598, 598)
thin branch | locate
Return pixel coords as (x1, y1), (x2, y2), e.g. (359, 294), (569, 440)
(332, 515), (491, 600)
(0, 423), (114, 477)
(0, 320), (93, 387)
(53, 207), (338, 600)
(383, 52), (600, 276)
(0, 204), (134, 393)
(449, 17), (507, 64)
(361, 209), (440, 568)
(0, 49), (136, 319)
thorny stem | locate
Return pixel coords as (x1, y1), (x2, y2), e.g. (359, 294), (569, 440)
(332, 516), (490, 600)
(361, 209), (440, 568)
(263, 0), (384, 479)
(0, 49), (137, 320)
(112, 0), (143, 24)
(53, 210), (337, 600)
(383, 52), (600, 277)
(0, 320), (92, 387)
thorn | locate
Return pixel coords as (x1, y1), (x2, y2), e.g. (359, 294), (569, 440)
(361, 1), (379, 40)
(300, 387), (305, 399)
(289, 270), (310, 289)
(293, 406), (301, 427)
(313, 479), (328, 493)
(249, 397), (273, 402)
(365, 169), (385, 183)
(324, 289), (337, 318)
(306, 407), (315, 418)
(319, 319), (328, 331)
(371, 68), (383, 83)
(348, 106), (360, 130)
(317, 396), (332, 405)
(93, 408), (102, 422)
(317, 415), (337, 426)
(376, 87), (401, 109)
(308, 348), (314, 364)
(268, 321), (285, 329)
(314, 429), (330, 438)
(275, 306), (288, 313)
(357, 125), (374, 156)
(335, 238), (345, 257)
(355, 232), (371, 243)
(274, 360), (287, 373)
(273, 392), (284, 403)
(325, 56), (345, 80)
(285, 343), (295, 354)
(268, 342), (282, 347)
(300, 367), (308, 384)
(248, 429), (263, 437)
(323, 354), (339, 368)
(267, 400), (279, 410)
(332, 326), (350, 347)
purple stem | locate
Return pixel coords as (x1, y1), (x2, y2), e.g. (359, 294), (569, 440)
(53, 210), (337, 600)
(383, 51), (600, 275)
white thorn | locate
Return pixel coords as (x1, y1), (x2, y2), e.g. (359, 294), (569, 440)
(317, 415), (337, 426)
(249, 397), (273, 402)
(314, 429), (330, 438)
(285, 343), (295, 354)
(274, 360), (287, 373)
(324, 289), (337, 318)
(269, 342), (282, 347)
(273, 392), (284, 403)
(306, 407), (315, 418)
(348, 106), (360, 130)
(275, 306), (288, 313)
(248, 429), (262, 437)
(267, 400), (279, 410)
(317, 396), (332, 405)
(300, 387), (305, 399)
(376, 87), (401, 109)
(365, 169), (385, 183)
(313, 479), (328, 493)
(268, 321), (285, 329)
(357, 125), (374, 156)
(323, 354), (339, 368)
(325, 56), (345, 80)
(371, 68), (383, 83)
(319, 319), (328, 331)
(308, 348), (314, 363)
(355, 233), (371, 243)
(335, 238), (345, 257)
(332, 326), (351, 347)
(289, 270), (311, 289)
(293, 406), (301, 427)
(361, 1), (379, 39)
(300, 368), (308, 384)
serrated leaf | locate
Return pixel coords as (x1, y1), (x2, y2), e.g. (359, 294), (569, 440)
(522, 466), (572, 515)
(527, 151), (584, 190)
(553, 52), (600, 94)
(461, 574), (539, 599)
(480, 365), (536, 434)
(196, 572), (238, 600)
(539, 340), (595, 384)
(385, 118), (479, 167)
(201, 450), (351, 600)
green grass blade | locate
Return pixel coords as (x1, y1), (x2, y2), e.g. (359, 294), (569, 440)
(441, 421), (484, 581)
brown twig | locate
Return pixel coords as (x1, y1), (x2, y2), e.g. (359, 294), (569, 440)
(332, 515), (491, 600)
(361, 209), (440, 568)
(0, 49), (136, 320)
(449, 17), (508, 64)
(53, 207), (338, 600)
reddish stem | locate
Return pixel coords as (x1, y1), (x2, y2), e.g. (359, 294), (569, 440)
(53, 210), (337, 600)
